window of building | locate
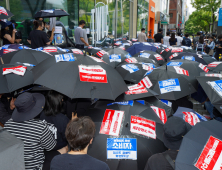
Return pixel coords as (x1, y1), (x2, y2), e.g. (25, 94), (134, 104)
(137, 0), (148, 35)
(169, 13), (173, 18)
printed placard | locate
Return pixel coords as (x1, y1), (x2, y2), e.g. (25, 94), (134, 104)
(55, 53), (75, 62)
(3, 66), (27, 76)
(194, 136), (222, 170)
(107, 138), (137, 160)
(121, 64), (139, 73)
(169, 53), (179, 60)
(182, 112), (200, 126)
(181, 56), (195, 61)
(165, 48), (171, 52)
(167, 62), (183, 66)
(79, 65), (108, 83)
(207, 62), (222, 68)
(125, 57), (138, 63)
(96, 50), (107, 58)
(139, 53), (150, 58)
(130, 116), (156, 139)
(109, 54), (121, 62)
(151, 106), (167, 124)
(199, 63), (209, 73)
(57, 47), (69, 52)
(3, 49), (17, 54)
(205, 74), (222, 78)
(141, 63), (155, 69)
(142, 65), (154, 71)
(158, 78), (181, 94)
(100, 109), (124, 136)
(125, 84), (148, 95)
(173, 66), (189, 76)
(207, 80), (222, 97)
(154, 54), (164, 61)
(138, 76), (153, 88)
(71, 49), (83, 55)
(171, 48), (183, 52)
(107, 101), (134, 106)
(54, 26), (63, 34)
(0, 7), (8, 15)
(43, 47), (57, 52)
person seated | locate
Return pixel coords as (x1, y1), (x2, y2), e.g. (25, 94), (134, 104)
(50, 116), (110, 170)
(144, 117), (192, 170)
(0, 21), (16, 45)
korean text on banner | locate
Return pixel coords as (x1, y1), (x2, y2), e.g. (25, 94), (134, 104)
(139, 53), (150, 58)
(207, 62), (222, 68)
(173, 66), (189, 76)
(107, 138), (137, 160)
(158, 78), (181, 94)
(138, 76), (153, 88)
(125, 84), (148, 95)
(43, 47), (57, 52)
(125, 58), (138, 63)
(55, 53), (75, 62)
(96, 50), (107, 58)
(151, 106), (167, 124)
(121, 64), (139, 73)
(194, 136), (222, 170)
(154, 54), (164, 61)
(181, 56), (195, 61)
(3, 66), (27, 76)
(79, 65), (108, 83)
(130, 116), (156, 139)
(182, 112), (200, 126)
(199, 63), (209, 73)
(100, 109), (124, 137)
(71, 49), (83, 55)
(208, 80), (222, 97)
(109, 54), (121, 62)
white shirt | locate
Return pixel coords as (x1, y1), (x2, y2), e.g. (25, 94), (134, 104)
(176, 36), (183, 46)
(163, 36), (170, 47)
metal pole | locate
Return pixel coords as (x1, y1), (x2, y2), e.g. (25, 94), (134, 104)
(121, 0), (123, 37)
(6, 0), (10, 11)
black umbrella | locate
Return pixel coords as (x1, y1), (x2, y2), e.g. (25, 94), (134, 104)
(207, 61), (222, 72)
(176, 120), (222, 170)
(85, 46), (102, 55)
(83, 101), (166, 170)
(133, 51), (165, 65)
(42, 46), (72, 55)
(0, 49), (52, 65)
(32, 54), (128, 100)
(161, 47), (184, 59)
(34, 9), (69, 18)
(0, 7), (13, 19)
(123, 57), (160, 66)
(0, 64), (34, 93)
(202, 55), (217, 64)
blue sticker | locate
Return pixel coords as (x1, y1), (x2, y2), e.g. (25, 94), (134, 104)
(18, 46), (31, 49)
(144, 69), (153, 76)
(139, 53), (150, 58)
(1, 44), (10, 49)
(158, 78), (181, 94)
(160, 99), (172, 107)
(34, 47), (43, 51)
(107, 138), (137, 160)
(181, 56), (195, 61)
(136, 100), (145, 105)
(107, 100), (134, 106)
(167, 62), (183, 66)
(109, 54), (121, 62)
(195, 112), (207, 121)
(55, 53), (75, 62)
(125, 53), (132, 58)
(208, 80), (222, 97)
(141, 63), (155, 68)
(121, 64), (139, 73)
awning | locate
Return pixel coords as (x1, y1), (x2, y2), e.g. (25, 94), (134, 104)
(161, 21), (168, 25)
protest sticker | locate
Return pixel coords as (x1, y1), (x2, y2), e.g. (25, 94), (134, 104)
(171, 48), (183, 53)
(138, 76), (153, 88)
(57, 47), (69, 52)
(194, 136), (222, 170)
(42, 9), (54, 13)
(151, 106), (167, 124)
(207, 62), (222, 68)
(100, 109), (124, 136)
(139, 53), (150, 58)
(96, 50), (107, 58)
(55, 53), (75, 62)
(71, 49), (83, 55)
(121, 64), (139, 73)
(125, 84), (148, 95)
(154, 54), (164, 61)
(114, 41), (122, 46)
(109, 54), (121, 62)
(132, 38), (138, 42)
(3, 65), (27, 76)
(144, 69), (154, 76)
(205, 74), (222, 78)
(181, 56), (195, 61)
(125, 57), (138, 63)
(169, 53), (179, 60)
(43, 47), (57, 52)
(173, 66), (189, 76)
(142, 65), (154, 71)
(3, 49), (17, 54)
(165, 48), (171, 52)
(88, 56), (105, 63)
(182, 112), (200, 126)
(107, 138), (137, 160)
(140, 63), (155, 68)
(207, 80), (222, 97)
(199, 63), (209, 73)
(79, 65), (108, 83)
(167, 62), (183, 66)
(130, 116), (156, 139)
(0, 7), (8, 15)
(158, 78), (181, 94)
(107, 100), (134, 106)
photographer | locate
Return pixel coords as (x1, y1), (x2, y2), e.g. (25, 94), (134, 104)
(215, 34), (222, 60)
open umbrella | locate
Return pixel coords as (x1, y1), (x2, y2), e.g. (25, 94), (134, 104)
(0, 44), (31, 57)
(133, 51), (165, 65)
(0, 7), (14, 19)
(32, 54), (128, 100)
(126, 43), (157, 56)
(202, 55), (217, 64)
(161, 47), (184, 59)
(40, 46), (71, 55)
(85, 46), (102, 55)
(34, 9), (69, 18)
(175, 120), (222, 170)
(207, 61), (222, 72)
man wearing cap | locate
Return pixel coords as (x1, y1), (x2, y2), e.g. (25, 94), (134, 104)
(144, 117), (192, 170)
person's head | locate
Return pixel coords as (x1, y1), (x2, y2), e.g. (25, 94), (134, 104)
(199, 35), (204, 44)
(170, 32), (176, 41)
(208, 36), (214, 42)
(35, 17), (44, 21)
(66, 116), (96, 152)
(141, 28), (145, 33)
(163, 117), (192, 150)
(79, 20), (86, 28)
(44, 90), (64, 116)
(33, 20), (44, 30)
(0, 21), (12, 31)
(185, 33), (189, 38)
(177, 32), (181, 36)
(218, 34), (222, 41)
(45, 22), (50, 30)
(166, 32), (170, 36)
(158, 28), (163, 33)
(197, 32), (201, 36)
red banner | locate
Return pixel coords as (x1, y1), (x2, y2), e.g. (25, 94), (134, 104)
(207, 62), (222, 68)
(3, 65), (27, 76)
(199, 63), (209, 73)
(125, 58), (138, 63)
(125, 84), (148, 95)
(154, 54), (164, 61)
(151, 106), (167, 124)
(43, 47), (57, 52)
(182, 112), (200, 126)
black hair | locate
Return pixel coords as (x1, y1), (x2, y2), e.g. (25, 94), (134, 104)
(79, 20), (86, 25)
(158, 28), (163, 32)
(170, 32), (176, 42)
(141, 28), (145, 31)
(197, 32), (201, 36)
(33, 20), (43, 30)
(218, 34), (222, 40)
(43, 90), (64, 116)
(177, 32), (181, 36)
(199, 35), (204, 44)
(166, 32), (170, 36)
(185, 33), (189, 37)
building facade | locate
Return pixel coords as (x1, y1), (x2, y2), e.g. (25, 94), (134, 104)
(148, 0), (155, 38)
(169, 0), (183, 32)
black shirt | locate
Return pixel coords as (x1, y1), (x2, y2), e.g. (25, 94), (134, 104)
(154, 33), (163, 43)
(28, 30), (50, 49)
(182, 37), (191, 47)
(50, 154), (110, 170)
(144, 150), (178, 170)
(1, 30), (13, 45)
(169, 38), (177, 46)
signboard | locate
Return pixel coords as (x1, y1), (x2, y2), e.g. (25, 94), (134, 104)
(151, 106), (167, 124)
(181, 56), (195, 61)
(173, 66), (189, 76)
(199, 63), (209, 73)
(125, 84), (148, 95)
(54, 26), (63, 34)
(158, 78), (181, 94)
(208, 80), (222, 97)
(109, 54), (121, 62)
(107, 138), (137, 160)
(167, 62), (183, 66)
(55, 53), (75, 62)
(207, 62), (222, 68)
(182, 111), (200, 126)
(3, 66), (27, 76)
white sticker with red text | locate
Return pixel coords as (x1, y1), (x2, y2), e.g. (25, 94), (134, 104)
(125, 57), (138, 63)
(199, 63), (209, 73)
(169, 53), (179, 60)
(173, 66), (189, 76)
(154, 54), (164, 61)
(3, 49), (17, 54)
(125, 84), (148, 95)
(88, 56), (105, 63)
(171, 48), (183, 53)
(142, 65), (154, 71)
(100, 109), (124, 137)
(182, 112), (200, 126)
(207, 62), (222, 68)
(3, 66), (27, 76)
(71, 49), (83, 55)
(79, 65), (108, 83)
(138, 76), (153, 88)
(130, 116), (156, 139)
(205, 74), (222, 78)
(43, 47), (57, 52)
(151, 106), (167, 124)
(96, 50), (108, 57)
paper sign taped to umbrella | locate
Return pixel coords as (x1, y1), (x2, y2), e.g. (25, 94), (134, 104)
(158, 78), (181, 94)
(130, 116), (156, 139)
(121, 64), (139, 73)
(151, 106), (167, 124)
(171, 48), (183, 53)
(194, 136), (222, 170)
(169, 53), (179, 60)
(141, 63), (155, 68)
(71, 49), (83, 55)
(165, 48), (171, 52)
(107, 101), (134, 106)
(207, 80), (222, 97)
(138, 76), (153, 88)
(205, 74), (222, 78)
(1, 44), (10, 49)
(43, 47), (57, 53)
(3, 66), (27, 76)
(167, 62), (183, 66)
(161, 99), (172, 107)
(125, 84), (148, 95)
(42, 9), (54, 13)
(181, 56), (195, 61)
(96, 50), (107, 58)
(3, 49), (17, 54)
(173, 66), (189, 76)
(79, 65), (108, 83)
(114, 41), (122, 45)
(139, 53), (150, 58)
(54, 26), (62, 34)
(199, 63), (209, 73)
(0, 7), (8, 15)
(107, 138), (137, 160)
(142, 65), (154, 71)
(55, 53), (75, 62)
(109, 54), (121, 62)
(154, 54), (163, 61)
(18, 46), (31, 49)
(125, 58), (138, 63)
(182, 112), (200, 126)
(125, 53), (132, 58)
(207, 62), (222, 67)
(100, 109), (124, 136)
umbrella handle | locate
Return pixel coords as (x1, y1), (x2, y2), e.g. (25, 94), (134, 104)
(0, 57), (4, 64)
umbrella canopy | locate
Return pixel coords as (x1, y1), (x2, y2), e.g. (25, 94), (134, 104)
(34, 9), (69, 18)
(83, 101), (166, 170)
(0, 44), (31, 57)
(32, 54), (128, 100)
(207, 61), (222, 72)
(161, 47), (184, 59)
(0, 64), (34, 94)
(133, 51), (165, 65)
(0, 49), (52, 65)
(0, 7), (14, 19)
(176, 120), (222, 170)
(202, 55), (217, 64)
(126, 43), (157, 56)
(85, 46), (102, 55)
